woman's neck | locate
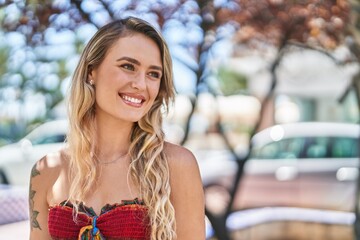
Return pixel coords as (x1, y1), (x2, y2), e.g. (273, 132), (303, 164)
(94, 116), (134, 159)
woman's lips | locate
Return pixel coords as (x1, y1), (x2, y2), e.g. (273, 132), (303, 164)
(119, 93), (145, 107)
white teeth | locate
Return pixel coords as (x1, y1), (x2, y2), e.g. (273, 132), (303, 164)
(122, 95), (142, 104)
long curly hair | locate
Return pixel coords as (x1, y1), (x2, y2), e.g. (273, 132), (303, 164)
(66, 17), (176, 239)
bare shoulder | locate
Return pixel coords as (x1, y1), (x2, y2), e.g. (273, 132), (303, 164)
(164, 142), (206, 239)
(30, 149), (69, 201)
(32, 150), (67, 181)
(163, 141), (202, 190)
(163, 141), (202, 192)
(29, 150), (67, 238)
(163, 141), (202, 193)
(164, 141), (198, 169)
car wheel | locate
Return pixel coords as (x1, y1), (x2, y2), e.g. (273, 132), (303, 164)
(0, 169), (9, 184)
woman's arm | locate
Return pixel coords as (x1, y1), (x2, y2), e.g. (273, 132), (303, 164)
(29, 157), (52, 239)
(166, 143), (206, 240)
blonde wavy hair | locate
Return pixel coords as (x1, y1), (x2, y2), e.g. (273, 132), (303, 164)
(66, 17), (176, 239)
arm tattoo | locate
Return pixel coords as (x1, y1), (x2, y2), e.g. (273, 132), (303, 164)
(29, 164), (42, 230)
(31, 164), (40, 177)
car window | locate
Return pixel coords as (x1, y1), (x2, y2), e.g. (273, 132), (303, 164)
(303, 137), (359, 159)
(330, 137), (359, 158)
(252, 136), (359, 160)
(31, 134), (66, 145)
(304, 137), (329, 158)
(251, 138), (305, 159)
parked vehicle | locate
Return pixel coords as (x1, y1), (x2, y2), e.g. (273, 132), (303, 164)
(200, 122), (360, 213)
(0, 120), (68, 186)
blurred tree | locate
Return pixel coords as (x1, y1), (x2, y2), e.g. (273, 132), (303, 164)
(0, 1), (358, 239)
(225, 2), (360, 240)
(0, 47), (9, 78)
(214, 0), (357, 239)
(345, 0), (360, 108)
(0, 1), (73, 139)
(217, 66), (247, 96)
(346, 1), (360, 239)
(220, 0), (353, 232)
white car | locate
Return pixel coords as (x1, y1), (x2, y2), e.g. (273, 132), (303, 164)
(0, 119), (68, 186)
(200, 122), (360, 213)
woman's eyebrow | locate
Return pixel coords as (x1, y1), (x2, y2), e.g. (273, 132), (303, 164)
(117, 56), (140, 65)
(117, 56), (163, 71)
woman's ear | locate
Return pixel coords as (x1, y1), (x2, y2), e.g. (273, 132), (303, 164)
(88, 67), (95, 85)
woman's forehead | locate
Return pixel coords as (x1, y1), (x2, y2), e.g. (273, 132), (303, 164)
(106, 34), (162, 66)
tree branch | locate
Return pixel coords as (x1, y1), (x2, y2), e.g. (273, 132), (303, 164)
(0, 0), (13, 8)
(287, 41), (343, 65)
(70, 0), (101, 28)
(98, 0), (116, 20)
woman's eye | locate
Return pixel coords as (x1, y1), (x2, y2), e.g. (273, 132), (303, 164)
(121, 64), (135, 71)
(148, 72), (161, 79)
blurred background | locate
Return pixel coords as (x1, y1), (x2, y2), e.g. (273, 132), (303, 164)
(0, 0), (359, 239)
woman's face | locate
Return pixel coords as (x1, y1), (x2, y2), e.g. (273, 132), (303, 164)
(90, 33), (162, 123)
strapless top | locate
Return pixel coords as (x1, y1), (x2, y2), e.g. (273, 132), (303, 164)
(48, 198), (150, 240)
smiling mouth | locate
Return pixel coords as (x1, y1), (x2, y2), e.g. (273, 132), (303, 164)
(119, 94), (144, 105)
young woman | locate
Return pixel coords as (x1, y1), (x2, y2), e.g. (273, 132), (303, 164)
(29, 17), (205, 240)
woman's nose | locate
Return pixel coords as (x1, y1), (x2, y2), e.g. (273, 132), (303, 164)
(131, 72), (146, 90)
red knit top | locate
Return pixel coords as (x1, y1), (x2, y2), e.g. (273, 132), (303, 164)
(48, 198), (150, 240)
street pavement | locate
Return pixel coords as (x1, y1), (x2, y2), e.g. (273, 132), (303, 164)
(0, 220), (29, 239)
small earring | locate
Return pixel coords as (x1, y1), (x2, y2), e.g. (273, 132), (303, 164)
(89, 79), (94, 85)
